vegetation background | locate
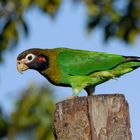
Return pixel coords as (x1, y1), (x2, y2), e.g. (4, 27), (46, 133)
(0, 0), (139, 140)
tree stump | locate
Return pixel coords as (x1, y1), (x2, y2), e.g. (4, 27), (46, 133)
(53, 94), (131, 140)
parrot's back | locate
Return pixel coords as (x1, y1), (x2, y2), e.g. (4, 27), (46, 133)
(55, 48), (126, 76)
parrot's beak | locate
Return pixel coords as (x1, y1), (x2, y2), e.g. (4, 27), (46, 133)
(17, 60), (29, 74)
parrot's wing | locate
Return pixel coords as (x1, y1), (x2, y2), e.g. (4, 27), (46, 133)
(57, 49), (126, 76)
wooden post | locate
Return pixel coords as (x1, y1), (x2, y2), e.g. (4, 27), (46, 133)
(53, 94), (131, 140)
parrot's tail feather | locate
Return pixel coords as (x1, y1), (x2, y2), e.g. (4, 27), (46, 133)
(124, 56), (140, 62)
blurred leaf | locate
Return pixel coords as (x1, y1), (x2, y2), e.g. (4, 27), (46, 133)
(0, 107), (8, 138)
(21, 19), (29, 36)
(0, 116), (8, 138)
(8, 82), (55, 140)
(0, 0), (140, 63)
(83, 0), (140, 44)
(0, 0), (61, 63)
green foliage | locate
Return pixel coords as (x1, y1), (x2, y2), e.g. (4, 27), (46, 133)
(0, 108), (8, 138)
(7, 83), (55, 140)
(80, 0), (140, 43)
(0, 0), (139, 62)
(0, 0), (61, 62)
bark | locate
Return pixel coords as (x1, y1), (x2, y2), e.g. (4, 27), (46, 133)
(53, 94), (131, 140)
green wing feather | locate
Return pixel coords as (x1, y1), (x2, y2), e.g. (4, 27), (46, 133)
(56, 48), (126, 76)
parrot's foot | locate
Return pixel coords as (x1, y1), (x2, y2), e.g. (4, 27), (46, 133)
(67, 96), (78, 100)
(85, 86), (95, 96)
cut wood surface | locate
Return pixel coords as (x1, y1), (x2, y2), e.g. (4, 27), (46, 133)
(53, 94), (131, 140)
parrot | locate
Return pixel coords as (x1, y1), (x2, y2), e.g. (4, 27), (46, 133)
(17, 48), (140, 97)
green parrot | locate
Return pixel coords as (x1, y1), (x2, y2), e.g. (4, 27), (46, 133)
(17, 48), (140, 97)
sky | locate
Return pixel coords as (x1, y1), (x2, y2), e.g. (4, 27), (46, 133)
(0, 1), (140, 139)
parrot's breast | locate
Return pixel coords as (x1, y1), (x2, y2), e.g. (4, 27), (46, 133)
(40, 49), (62, 86)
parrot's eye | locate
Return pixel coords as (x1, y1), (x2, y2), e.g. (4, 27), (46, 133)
(25, 53), (36, 63)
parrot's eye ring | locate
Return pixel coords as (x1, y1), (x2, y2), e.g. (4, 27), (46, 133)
(25, 53), (35, 63)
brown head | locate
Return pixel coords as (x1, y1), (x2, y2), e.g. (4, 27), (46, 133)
(17, 48), (49, 73)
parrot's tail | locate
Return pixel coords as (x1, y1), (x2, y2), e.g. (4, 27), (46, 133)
(124, 56), (140, 70)
(124, 56), (140, 62)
